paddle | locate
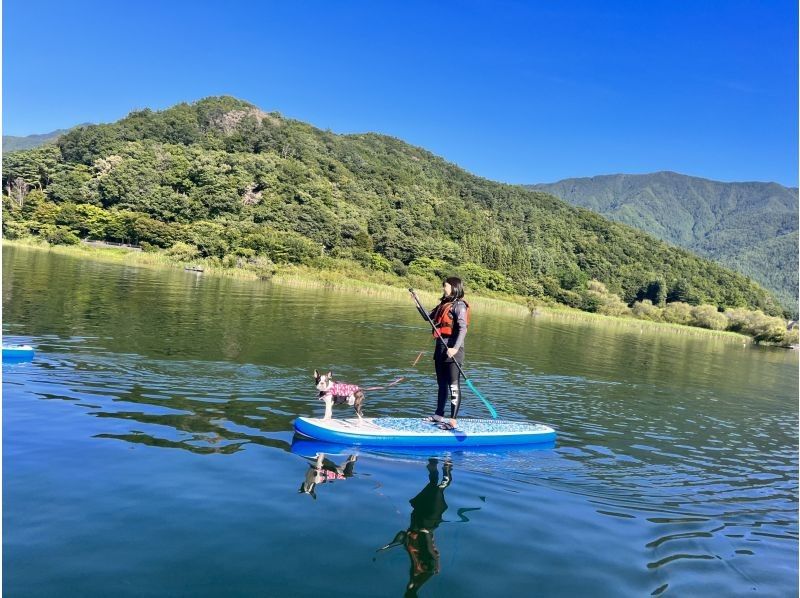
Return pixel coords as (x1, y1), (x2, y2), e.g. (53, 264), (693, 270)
(409, 288), (498, 419)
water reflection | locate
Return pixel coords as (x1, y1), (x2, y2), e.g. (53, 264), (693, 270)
(298, 453), (358, 499)
(378, 458), (455, 597)
(4, 246), (798, 597)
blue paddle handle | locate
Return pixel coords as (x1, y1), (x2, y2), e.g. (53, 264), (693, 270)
(465, 378), (498, 419)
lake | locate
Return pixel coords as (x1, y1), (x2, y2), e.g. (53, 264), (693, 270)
(3, 245), (797, 597)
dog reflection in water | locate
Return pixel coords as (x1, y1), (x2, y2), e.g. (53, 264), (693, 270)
(298, 453), (358, 499)
(378, 458), (452, 597)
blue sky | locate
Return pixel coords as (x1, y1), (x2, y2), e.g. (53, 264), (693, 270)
(3, 0), (797, 185)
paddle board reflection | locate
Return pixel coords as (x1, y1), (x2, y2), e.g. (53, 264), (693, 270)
(378, 458), (452, 597)
(298, 453), (358, 499)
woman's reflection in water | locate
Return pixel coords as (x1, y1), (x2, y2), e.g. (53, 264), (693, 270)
(379, 458), (452, 597)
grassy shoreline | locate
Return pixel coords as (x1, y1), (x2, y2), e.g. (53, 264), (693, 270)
(3, 237), (756, 343)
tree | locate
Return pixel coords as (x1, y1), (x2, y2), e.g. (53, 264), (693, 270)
(3, 146), (61, 199)
(47, 164), (95, 204)
(636, 277), (666, 306)
(6, 177), (29, 209)
(58, 124), (120, 165)
(690, 305), (727, 330)
(663, 302), (693, 325)
(632, 300), (661, 321)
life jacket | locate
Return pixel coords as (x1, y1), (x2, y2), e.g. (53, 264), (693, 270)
(319, 381), (361, 401)
(432, 299), (471, 337)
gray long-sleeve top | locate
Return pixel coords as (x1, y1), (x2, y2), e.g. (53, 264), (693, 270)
(418, 299), (468, 351)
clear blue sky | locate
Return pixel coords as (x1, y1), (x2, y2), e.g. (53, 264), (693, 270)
(3, 0), (798, 186)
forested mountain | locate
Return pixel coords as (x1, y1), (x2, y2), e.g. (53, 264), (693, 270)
(1, 97), (786, 318)
(529, 173), (798, 312)
(3, 125), (91, 153)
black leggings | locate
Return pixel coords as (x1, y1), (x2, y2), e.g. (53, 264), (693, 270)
(434, 357), (462, 418)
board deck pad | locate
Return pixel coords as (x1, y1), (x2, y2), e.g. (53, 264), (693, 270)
(294, 416), (556, 447)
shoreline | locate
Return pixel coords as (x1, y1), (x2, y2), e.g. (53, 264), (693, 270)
(2, 238), (756, 343)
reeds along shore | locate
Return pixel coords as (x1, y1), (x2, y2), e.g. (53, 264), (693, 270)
(5, 237), (795, 346)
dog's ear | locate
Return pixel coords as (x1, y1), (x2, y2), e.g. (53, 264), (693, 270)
(327, 370), (332, 378)
(313, 369), (319, 378)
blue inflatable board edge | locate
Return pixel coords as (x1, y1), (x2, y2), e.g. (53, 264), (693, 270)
(293, 416), (556, 447)
(2, 345), (35, 361)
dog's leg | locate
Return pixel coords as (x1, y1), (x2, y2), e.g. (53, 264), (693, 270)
(340, 455), (357, 477)
(354, 391), (365, 419)
(323, 396), (333, 420)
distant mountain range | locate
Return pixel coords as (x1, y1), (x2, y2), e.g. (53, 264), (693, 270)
(528, 172), (798, 313)
(3, 124), (91, 152)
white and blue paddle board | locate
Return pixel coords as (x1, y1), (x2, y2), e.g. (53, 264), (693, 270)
(2, 344), (35, 360)
(293, 417), (556, 447)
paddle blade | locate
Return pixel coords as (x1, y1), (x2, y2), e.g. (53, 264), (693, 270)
(465, 378), (498, 419)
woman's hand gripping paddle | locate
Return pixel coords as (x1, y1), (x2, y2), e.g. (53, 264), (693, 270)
(409, 288), (498, 419)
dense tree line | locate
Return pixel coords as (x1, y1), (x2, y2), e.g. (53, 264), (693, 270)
(2, 96), (788, 324)
(531, 173), (798, 313)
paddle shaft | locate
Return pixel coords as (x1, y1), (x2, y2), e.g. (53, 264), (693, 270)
(409, 290), (469, 376)
(408, 288), (498, 418)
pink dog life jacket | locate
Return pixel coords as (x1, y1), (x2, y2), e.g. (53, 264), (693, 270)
(329, 382), (360, 397)
(319, 381), (361, 403)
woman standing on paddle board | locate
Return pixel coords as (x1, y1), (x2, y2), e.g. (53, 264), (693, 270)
(416, 277), (470, 430)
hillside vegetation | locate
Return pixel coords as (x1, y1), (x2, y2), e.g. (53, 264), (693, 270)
(2, 97), (791, 340)
(530, 173), (798, 313)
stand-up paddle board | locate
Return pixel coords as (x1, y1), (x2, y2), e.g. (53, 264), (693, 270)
(293, 417), (556, 447)
(2, 345), (35, 361)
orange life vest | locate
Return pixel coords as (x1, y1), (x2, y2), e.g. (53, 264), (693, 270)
(432, 299), (471, 337)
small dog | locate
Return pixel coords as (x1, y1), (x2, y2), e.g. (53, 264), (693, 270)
(314, 369), (366, 420)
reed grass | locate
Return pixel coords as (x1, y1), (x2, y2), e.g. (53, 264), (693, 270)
(536, 308), (748, 340)
(3, 238), (753, 343)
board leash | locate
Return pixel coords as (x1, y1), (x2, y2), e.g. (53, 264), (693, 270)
(362, 377), (405, 392)
(359, 348), (424, 392)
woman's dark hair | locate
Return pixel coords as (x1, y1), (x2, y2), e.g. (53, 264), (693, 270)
(442, 276), (465, 300)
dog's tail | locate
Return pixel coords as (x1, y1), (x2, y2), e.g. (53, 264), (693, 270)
(362, 377), (405, 392)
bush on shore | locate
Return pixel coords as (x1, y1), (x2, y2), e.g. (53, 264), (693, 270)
(583, 279), (794, 345)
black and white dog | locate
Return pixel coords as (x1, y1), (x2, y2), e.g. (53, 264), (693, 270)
(313, 370), (366, 420)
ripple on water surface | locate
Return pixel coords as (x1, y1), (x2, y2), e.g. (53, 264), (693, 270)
(2, 246), (798, 597)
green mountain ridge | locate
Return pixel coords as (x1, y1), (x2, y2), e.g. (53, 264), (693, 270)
(528, 172), (798, 312)
(3, 124), (93, 153)
(1, 96), (786, 319)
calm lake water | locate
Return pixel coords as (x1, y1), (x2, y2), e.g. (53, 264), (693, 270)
(3, 245), (798, 597)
